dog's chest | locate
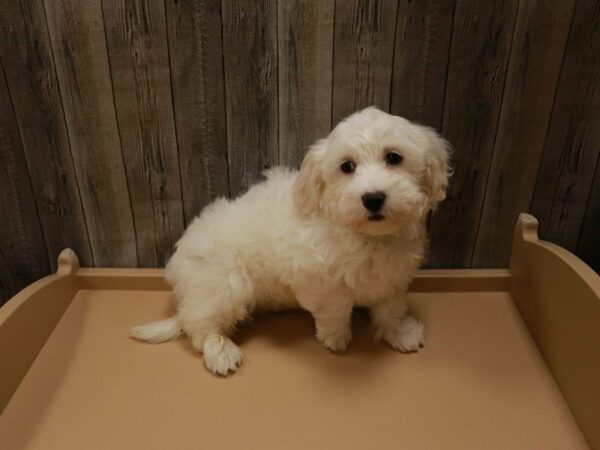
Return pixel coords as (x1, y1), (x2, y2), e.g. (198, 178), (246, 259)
(330, 241), (421, 301)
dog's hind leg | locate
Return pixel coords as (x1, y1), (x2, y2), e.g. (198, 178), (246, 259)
(200, 333), (243, 375)
(182, 314), (245, 376)
(173, 262), (254, 376)
(180, 306), (248, 376)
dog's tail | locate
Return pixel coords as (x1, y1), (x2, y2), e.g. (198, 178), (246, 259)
(130, 317), (182, 343)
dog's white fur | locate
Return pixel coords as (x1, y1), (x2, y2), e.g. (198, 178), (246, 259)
(131, 107), (451, 375)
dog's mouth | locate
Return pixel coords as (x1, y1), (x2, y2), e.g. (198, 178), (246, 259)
(367, 214), (385, 222)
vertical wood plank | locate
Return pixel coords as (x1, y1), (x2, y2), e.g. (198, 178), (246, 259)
(102, 0), (184, 266)
(222, 0), (278, 196)
(427, 0), (519, 268)
(278, 0), (334, 168)
(0, 250), (16, 304)
(576, 157), (600, 273)
(0, 0), (93, 268)
(531, 0), (600, 253)
(332, 0), (399, 125)
(473, 0), (577, 267)
(390, 0), (455, 129)
(165, 0), (230, 223)
(44, 0), (138, 267)
(0, 62), (50, 302)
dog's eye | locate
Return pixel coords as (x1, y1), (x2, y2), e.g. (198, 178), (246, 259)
(340, 160), (355, 174)
(385, 152), (403, 166)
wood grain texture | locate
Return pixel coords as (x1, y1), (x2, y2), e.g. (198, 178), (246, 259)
(102, 0), (184, 267)
(222, 0), (278, 196)
(165, 0), (230, 224)
(0, 2), (598, 280)
(576, 156), (600, 273)
(473, 0), (577, 268)
(0, 0), (93, 268)
(575, 0), (600, 274)
(531, 0), (600, 252)
(391, 0), (455, 129)
(278, 0), (334, 168)
(0, 250), (16, 303)
(0, 63), (50, 303)
(332, 0), (399, 125)
(427, 0), (519, 268)
(44, 0), (137, 267)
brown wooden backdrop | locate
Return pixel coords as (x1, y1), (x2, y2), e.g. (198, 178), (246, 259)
(0, 0), (598, 303)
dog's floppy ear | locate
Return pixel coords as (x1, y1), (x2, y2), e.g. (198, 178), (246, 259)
(417, 126), (451, 210)
(294, 139), (327, 216)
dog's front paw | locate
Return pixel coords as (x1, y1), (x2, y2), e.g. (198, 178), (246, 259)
(316, 326), (352, 352)
(378, 315), (425, 352)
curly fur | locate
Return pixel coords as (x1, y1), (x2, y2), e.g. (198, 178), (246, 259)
(131, 107), (451, 375)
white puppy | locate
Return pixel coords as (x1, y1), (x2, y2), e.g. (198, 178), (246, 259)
(131, 107), (451, 375)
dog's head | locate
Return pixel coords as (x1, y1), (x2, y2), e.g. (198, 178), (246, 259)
(294, 107), (451, 236)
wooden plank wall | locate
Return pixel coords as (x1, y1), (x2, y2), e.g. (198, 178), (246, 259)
(0, 0), (598, 302)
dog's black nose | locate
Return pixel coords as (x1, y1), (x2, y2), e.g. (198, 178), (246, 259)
(361, 191), (386, 212)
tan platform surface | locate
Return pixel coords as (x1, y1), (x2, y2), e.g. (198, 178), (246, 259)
(0, 288), (587, 450)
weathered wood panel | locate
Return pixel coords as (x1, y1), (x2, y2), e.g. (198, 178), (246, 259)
(577, 156), (600, 273)
(427, 0), (519, 268)
(0, 250), (16, 302)
(0, 62), (50, 299)
(0, 0), (599, 301)
(278, 0), (334, 168)
(531, 0), (600, 253)
(44, 0), (137, 267)
(473, 0), (577, 267)
(332, 0), (399, 125)
(391, 0), (455, 129)
(574, 0), (600, 274)
(102, 0), (184, 267)
(222, 0), (278, 196)
(165, 0), (230, 224)
(0, 0), (92, 268)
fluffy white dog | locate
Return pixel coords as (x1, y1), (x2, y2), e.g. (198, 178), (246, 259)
(131, 107), (451, 375)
